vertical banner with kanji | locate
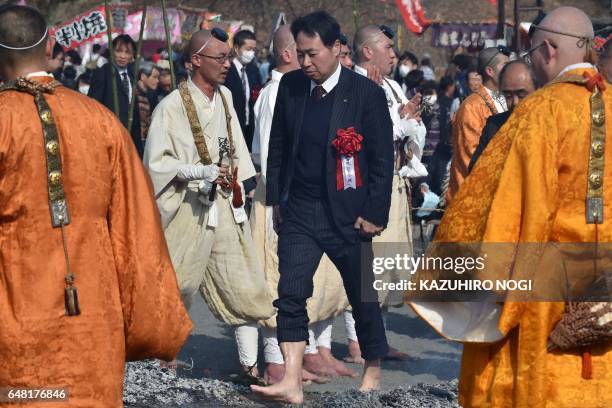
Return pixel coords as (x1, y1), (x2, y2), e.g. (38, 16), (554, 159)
(52, 5), (129, 51)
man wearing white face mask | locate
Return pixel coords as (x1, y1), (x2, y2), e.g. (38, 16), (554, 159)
(395, 51), (418, 93)
(225, 29), (262, 151)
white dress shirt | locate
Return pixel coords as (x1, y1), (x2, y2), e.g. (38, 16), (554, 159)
(117, 66), (132, 102)
(310, 61), (342, 94)
(233, 57), (251, 125)
(253, 69), (284, 176)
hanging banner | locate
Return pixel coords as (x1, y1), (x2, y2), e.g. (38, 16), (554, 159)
(431, 22), (498, 51)
(52, 5), (129, 51)
(395, 0), (430, 35)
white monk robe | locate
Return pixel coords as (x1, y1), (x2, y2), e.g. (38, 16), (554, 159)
(144, 79), (274, 326)
(355, 65), (425, 306)
(250, 69), (348, 332)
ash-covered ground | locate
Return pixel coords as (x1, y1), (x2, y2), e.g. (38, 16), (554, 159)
(124, 239), (463, 407)
(124, 360), (460, 407)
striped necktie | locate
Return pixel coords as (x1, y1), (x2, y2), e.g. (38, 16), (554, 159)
(121, 72), (130, 100)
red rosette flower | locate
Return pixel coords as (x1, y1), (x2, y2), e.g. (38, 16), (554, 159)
(331, 127), (364, 190)
(332, 127), (363, 156)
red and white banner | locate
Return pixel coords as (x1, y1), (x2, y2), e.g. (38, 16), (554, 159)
(51, 5), (129, 51)
(395, 0), (430, 35)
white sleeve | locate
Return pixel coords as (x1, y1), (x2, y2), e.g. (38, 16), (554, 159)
(253, 85), (276, 175)
(176, 163), (219, 182)
(252, 96), (263, 167)
(399, 118), (427, 150)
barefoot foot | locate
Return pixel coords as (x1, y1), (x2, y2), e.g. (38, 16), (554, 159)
(264, 363), (285, 385)
(382, 346), (409, 361)
(343, 340), (365, 365)
(359, 359), (381, 392)
(303, 368), (328, 384)
(251, 381), (304, 404)
(303, 352), (337, 378)
(318, 347), (358, 378)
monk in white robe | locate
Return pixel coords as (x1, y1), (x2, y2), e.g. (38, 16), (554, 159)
(144, 30), (274, 380)
(343, 24), (426, 362)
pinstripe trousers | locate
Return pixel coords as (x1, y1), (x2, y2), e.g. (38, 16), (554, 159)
(274, 196), (389, 361)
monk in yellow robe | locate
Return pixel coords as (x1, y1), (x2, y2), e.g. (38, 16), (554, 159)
(0, 5), (192, 407)
(447, 47), (509, 201)
(409, 7), (612, 408)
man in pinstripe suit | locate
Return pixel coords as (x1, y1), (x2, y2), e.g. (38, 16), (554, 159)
(251, 11), (394, 403)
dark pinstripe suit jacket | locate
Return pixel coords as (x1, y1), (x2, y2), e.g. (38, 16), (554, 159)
(266, 65), (394, 242)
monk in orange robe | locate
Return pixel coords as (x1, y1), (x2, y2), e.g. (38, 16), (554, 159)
(447, 47), (509, 202)
(409, 7), (612, 408)
(0, 5), (192, 407)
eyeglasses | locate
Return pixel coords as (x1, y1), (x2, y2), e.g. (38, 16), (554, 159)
(483, 45), (512, 69)
(195, 53), (231, 64)
(520, 42), (546, 65)
(379, 25), (395, 40)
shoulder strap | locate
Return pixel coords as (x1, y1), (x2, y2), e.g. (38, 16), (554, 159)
(383, 78), (403, 104)
(218, 89), (236, 160)
(178, 81), (213, 165)
(475, 88), (497, 115)
(0, 77), (80, 316)
(550, 73), (606, 224)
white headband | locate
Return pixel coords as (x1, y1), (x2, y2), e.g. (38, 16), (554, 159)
(0, 28), (48, 50)
(194, 37), (211, 55)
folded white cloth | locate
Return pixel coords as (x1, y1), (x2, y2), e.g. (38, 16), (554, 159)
(176, 163), (219, 182)
(399, 156), (428, 179)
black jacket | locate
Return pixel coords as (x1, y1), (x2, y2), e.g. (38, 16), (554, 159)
(266, 66), (394, 242)
(224, 60), (261, 149)
(88, 62), (143, 156)
(468, 111), (511, 173)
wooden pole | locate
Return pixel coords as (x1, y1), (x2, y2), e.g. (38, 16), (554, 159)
(352, 0), (360, 31)
(514, 0), (521, 52)
(128, 6), (147, 133)
(160, 0), (176, 91)
(397, 23), (403, 52)
(496, 0), (505, 40)
(104, 0), (119, 117)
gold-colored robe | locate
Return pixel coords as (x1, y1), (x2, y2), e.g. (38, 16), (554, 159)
(410, 68), (612, 407)
(0, 77), (192, 407)
(447, 86), (499, 202)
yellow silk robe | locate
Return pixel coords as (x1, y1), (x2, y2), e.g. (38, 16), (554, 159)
(447, 86), (499, 202)
(413, 68), (612, 407)
(0, 77), (192, 407)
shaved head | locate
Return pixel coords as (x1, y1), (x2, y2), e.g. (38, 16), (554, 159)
(530, 7), (594, 83)
(188, 30), (212, 57)
(273, 25), (294, 61)
(533, 7), (594, 58)
(0, 5), (48, 64)
(353, 25), (385, 62)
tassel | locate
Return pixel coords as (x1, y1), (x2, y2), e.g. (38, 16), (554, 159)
(231, 166), (243, 208)
(64, 285), (81, 316)
(581, 347), (593, 379)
